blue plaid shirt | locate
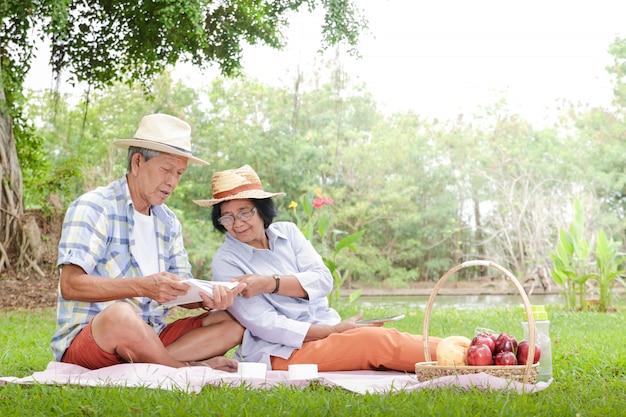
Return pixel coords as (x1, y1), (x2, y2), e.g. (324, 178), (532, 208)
(50, 176), (193, 361)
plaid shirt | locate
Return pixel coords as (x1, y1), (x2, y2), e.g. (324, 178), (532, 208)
(50, 176), (192, 361)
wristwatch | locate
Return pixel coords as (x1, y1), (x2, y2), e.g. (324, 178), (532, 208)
(272, 274), (280, 293)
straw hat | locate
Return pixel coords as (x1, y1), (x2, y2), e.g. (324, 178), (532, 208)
(113, 113), (209, 165)
(193, 165), (285, 207)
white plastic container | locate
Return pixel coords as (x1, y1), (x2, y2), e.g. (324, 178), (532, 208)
(237, 362), (267, 379)
(522, 305), (553, 382)
(288, 364), (319, 380)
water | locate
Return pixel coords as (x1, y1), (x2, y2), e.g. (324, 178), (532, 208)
(355, 293), (565, 310)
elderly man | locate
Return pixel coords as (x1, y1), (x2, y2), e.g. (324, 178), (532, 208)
(51, 114), (245, 371)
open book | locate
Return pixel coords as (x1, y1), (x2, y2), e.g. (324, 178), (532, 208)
(163, 279), (239, 307)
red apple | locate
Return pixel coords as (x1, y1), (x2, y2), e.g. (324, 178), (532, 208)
(467, 344), (493, 366)
(471, 335), (495, 353)
(516, 340), (541, 365)
(494, 351), (518, 366)
(477, 331), (498, 345)
(494, 333), (518, 354)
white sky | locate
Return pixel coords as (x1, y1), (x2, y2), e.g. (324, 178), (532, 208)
(26, 0), (626, 124)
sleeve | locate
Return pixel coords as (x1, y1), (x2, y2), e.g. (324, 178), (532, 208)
(285, 223), (334, 300)
(57, 194), (111, 275)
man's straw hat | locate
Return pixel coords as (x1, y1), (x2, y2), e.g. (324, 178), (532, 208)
(193, 165), (285, 207)
(113, 113), (209, 165)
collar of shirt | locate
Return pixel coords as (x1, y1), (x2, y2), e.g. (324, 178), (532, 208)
(120, 176), (174, 228)
(224, 224), (289, 256)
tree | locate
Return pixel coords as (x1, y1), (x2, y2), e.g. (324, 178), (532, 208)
(0, 0), (367, 275)
(607, 36), (626, 108)
(472, 114), (576, 281)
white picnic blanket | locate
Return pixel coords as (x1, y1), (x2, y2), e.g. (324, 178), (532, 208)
(0, 362), (552, 394)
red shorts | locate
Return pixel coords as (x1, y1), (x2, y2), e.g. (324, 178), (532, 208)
(61, 315), (204, 369)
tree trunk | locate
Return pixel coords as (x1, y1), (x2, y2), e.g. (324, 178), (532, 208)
(473, 196), (487, 276)
(0, 68), (37, 275)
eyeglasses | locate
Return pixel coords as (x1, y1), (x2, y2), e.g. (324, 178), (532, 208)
(218, 207), (257, 226)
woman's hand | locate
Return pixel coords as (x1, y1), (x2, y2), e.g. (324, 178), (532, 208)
(304, 310), (383, 342)
(232, 274), (275, 298)
(334, 310), (385, 333)
(231, 274), (309, 299)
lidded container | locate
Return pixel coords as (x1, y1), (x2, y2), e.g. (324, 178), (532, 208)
(522, 305), (552, 382)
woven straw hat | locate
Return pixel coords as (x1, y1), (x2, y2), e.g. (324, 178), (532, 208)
(113, 113), (209, 165)
(193, 165), (285, 207)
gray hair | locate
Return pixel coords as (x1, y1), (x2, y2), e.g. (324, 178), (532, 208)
(126, 146), (162, 172)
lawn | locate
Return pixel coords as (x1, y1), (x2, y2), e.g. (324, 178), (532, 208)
(1, 304), (626, 416)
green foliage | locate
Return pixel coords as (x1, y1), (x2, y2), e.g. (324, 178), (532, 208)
(289, 190), (364, 307)
(564, 100), (626, 228)
(607, 36), (626, 107)
(14, 38), (626, 295)
(589, 229), (626, 312)
(14, 120), (54, 209)
(5, 0), (626, 296)
(550, 199), (595, 309)
(325, 230), (365, 306)
(22, 74), (210, 208)
(172, 209), (224, 281)
(551, 199), (626, 312)
(1, 1), (368, 275)
(10, 1), (365, 91)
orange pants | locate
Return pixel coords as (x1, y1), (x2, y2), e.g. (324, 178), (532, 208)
(271, 327), (440, 372)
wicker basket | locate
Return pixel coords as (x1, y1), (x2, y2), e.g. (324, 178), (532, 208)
(415, 260), (539, 384)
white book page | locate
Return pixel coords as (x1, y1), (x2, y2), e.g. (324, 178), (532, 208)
(163, 279), (239, 307)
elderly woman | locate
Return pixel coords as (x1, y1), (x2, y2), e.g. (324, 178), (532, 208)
(194, 165), (439, 371)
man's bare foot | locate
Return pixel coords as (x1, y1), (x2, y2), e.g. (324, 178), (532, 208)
(187, 356), (239, 372)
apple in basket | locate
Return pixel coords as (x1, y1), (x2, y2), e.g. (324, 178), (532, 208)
(466, 344), (493, 366)
(477, 331), (498, 346)
(494, 333), (518, 354)
(516, 340), (541, 365)
(494, 351), (518, 366)
(471, 334), (495, 353)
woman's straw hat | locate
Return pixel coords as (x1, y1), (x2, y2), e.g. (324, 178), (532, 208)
(113, 113), (209, 165)
(193, 165), (285, 207)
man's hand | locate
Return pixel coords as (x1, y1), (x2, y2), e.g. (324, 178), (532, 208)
(59, 264), (190, 303)
(143, 272), (189, 304)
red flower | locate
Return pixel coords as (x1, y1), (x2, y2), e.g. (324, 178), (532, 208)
(313, 196), (333, 208)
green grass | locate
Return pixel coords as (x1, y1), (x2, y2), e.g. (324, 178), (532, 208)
(2, 304), (626, 416)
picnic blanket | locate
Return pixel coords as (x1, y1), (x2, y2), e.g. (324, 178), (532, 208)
(0, 362), (551, 394)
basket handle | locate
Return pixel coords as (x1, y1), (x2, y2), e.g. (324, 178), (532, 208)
(422, 260), (536, 384)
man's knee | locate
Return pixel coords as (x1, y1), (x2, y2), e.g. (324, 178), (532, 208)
(95, 302), (143, 328)
(92, 302), (147, 344)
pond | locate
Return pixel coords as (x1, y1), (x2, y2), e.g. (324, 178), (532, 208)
(354, 293), (566, 310)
